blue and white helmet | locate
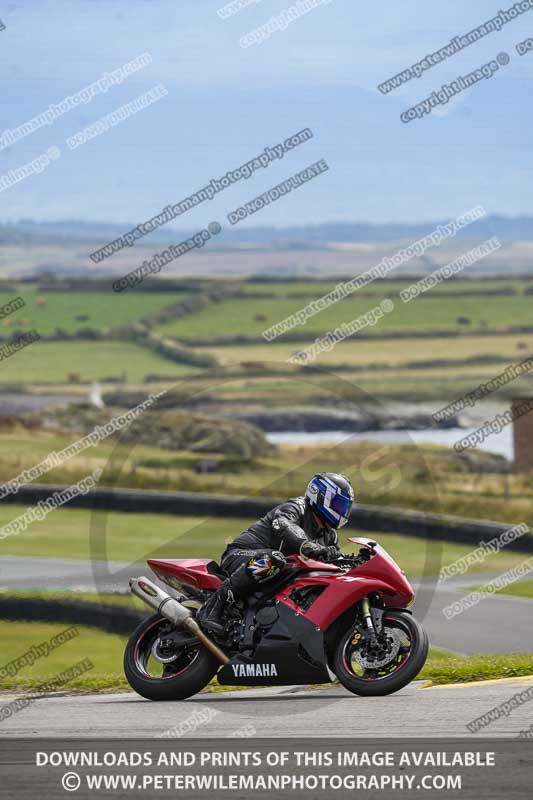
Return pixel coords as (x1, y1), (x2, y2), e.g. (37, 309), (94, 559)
(305, 472), (354, 528)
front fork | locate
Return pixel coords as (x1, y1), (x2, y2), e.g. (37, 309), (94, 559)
(359, 596), (385, 643)
(360, 597), (376, 643)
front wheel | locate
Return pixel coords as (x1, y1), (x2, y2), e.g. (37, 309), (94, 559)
(333, 610), (428, 696)
(124, 613), (219, 701)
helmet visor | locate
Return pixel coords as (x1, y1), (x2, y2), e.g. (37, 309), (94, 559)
(330, 493), (352, 519)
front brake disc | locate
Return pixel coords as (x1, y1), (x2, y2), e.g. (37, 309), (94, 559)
(351, 628), (403, 669)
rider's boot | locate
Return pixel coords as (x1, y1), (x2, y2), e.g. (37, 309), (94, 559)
(196, 580), (234, 635)
(197, 565), (255, 635)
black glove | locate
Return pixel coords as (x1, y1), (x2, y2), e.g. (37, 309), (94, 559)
(300, 540), (324, 559)
(340, 547), (373, 566)
(323, 546), (341, 562)
(356, 546), (374, 562)
(301, 541), (339, 562)
(270, 550), (287, 569)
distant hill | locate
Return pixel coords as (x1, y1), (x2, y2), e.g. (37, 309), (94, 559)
(1, 214), (531, 280)
(1, 214), (532, 247)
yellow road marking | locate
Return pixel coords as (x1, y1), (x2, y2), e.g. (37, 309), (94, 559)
(421, 675), (533, 689)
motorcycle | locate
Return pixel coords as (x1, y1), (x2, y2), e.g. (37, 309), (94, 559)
(124, 537), (429, 701)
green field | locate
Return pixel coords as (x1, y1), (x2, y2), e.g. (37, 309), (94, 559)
(191, 339), (533, 401)
(0, 288), (181, 336)
(0, 341), (198, 384)
(0, 507), (251, 563)
(240, 279), (532, 298)
(330, 366), (533, 401)
(121, 366), (533, 409)
(0, 278), (531, 401)
(199, 334), (533, 368)
(156, 293), (533, 340)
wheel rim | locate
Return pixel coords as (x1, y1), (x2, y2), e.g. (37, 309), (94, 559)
(133, 618), (200, 680)
(342, 616), (415, 682)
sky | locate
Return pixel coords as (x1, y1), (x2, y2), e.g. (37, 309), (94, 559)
(0, 0), (531, 227)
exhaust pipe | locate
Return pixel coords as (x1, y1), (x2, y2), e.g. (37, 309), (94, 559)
(129, 576), (229, 665)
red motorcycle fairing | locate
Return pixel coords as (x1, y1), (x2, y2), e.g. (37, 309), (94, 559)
(276, 553), (415, 631)
(148, 548), (414, 633)
(148, 555), (339, 591)
(147, 558), (222, 591)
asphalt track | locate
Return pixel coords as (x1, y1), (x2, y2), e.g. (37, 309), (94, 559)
(1, 678), (533, 738)
(1, 556), (532, 655)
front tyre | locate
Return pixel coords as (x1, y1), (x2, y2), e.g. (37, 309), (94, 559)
(124, 613), (219, 701)
(333, 610), (428, 697)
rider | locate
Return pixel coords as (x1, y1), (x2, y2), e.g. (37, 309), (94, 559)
(197, 472), (354, 634)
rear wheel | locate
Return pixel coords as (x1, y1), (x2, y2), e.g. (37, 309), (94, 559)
(333, 610), (428, 696)
(124, 613), (219, 701)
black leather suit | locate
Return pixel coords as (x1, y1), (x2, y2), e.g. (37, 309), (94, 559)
(221, 496), (340, 579)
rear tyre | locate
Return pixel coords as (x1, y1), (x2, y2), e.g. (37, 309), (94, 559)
(333, 610), (428, 697)
(124, 613), (219, 701)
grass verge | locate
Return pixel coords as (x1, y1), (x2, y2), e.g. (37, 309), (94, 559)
(418, 651), (533, 685)
(0, 619), (240, 694)
(465, 580), (533, 600)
